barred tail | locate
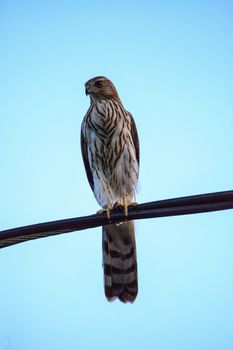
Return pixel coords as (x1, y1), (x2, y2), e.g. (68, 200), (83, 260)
(102, 221), (138, 303)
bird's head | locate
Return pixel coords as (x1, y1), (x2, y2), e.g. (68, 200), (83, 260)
(85, 76), (121, 102)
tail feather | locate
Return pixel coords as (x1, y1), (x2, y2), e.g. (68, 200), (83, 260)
(102, 221), (138, 303)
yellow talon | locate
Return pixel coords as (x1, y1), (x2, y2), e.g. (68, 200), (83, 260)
(114, 201), (124, 207)
(97, 207), (112, 220)
(113, 201), (126, 214)
(114, 196), (137, 217)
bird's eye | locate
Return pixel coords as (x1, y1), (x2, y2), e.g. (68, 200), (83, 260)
(95, 81), (102, 88)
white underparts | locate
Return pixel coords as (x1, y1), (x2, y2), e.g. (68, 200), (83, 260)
(83, 99), (139, 208)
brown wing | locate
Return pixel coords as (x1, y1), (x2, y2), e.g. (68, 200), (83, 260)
(80, 128), (94, 192)
(129, 113), (140, 166)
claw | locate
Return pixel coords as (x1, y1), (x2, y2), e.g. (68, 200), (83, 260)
(97, 207), (112, 220)
(114, 195), (137, 217)
(113, 201), (124, 208)
(124, 203), (129, 217)
(113, 201), (127, 215)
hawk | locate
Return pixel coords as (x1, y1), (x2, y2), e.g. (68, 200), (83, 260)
(81, 76), (139, 302)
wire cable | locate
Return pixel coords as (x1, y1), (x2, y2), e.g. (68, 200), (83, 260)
(0, 190), (233, 249)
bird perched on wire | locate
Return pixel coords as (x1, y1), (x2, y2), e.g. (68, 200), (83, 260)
(81, 76), (139, 302)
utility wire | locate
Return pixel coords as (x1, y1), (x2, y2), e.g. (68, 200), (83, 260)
(0, 190), (233, 249)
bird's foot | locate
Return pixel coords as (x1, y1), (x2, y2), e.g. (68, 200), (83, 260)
(114, 196), (137, 217)
(97, 206), (113, 220)
(113, 200), (125, 211)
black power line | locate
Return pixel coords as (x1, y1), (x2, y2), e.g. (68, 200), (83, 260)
(0, 190), (233, 249)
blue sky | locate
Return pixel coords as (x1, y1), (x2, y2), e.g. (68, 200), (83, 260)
(0, 0), (233, 349)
